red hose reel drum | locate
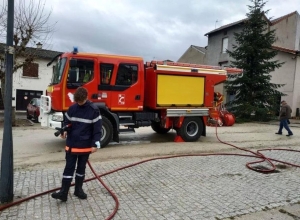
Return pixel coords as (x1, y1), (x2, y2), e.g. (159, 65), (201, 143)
(222, 112), (235, 126)
(208, 102), (235, 127)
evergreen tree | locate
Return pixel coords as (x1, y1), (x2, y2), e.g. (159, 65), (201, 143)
(225, 0), (284, 121)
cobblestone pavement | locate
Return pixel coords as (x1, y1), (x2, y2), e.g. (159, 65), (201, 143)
(1, 148), (300, 220)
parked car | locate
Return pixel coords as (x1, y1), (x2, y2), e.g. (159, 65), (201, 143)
(27, 98), (40, 122)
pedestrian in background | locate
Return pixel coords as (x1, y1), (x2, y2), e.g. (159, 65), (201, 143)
(275, 100), (293, 137)
(52, 87), (102, 202)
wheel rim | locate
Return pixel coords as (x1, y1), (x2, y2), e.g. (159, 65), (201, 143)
(186, 121), (199, 137)
(101, 126), (107, 141)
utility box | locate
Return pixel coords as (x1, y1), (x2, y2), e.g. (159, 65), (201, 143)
(156, 74), (205, 107)
(143, 64), (227, 110)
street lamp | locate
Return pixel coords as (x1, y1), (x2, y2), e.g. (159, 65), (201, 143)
(0, 0), (14, 203)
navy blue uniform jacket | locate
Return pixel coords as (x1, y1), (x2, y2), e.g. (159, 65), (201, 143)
(64, 100), (102, 150)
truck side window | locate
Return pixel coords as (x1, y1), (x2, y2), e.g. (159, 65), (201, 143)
(67, 59), (94, 84)
(100, 63), (114, 85)
(116, 64), (138, 86)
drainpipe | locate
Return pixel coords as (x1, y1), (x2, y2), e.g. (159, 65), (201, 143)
(293, 50), (300, 118)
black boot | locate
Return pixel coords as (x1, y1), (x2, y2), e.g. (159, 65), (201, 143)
(74, 177), (87, 199)
(51, 180), (71, 202)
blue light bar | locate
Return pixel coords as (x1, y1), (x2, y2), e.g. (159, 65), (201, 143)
(73, 47), (78, 54)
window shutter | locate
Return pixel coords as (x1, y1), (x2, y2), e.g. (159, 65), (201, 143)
(23, 63), (39, 77)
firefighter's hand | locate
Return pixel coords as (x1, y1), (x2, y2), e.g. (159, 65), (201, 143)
(91, 147), (98, 153)
(95, 141), (101, 149)
(61, 131), (67, 139)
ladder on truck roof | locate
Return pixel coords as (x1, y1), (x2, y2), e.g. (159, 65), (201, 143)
(146, 60), (243, 75)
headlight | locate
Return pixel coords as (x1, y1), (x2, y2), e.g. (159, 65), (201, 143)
(52, 113), (63, 122)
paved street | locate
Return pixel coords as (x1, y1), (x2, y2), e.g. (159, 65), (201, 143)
(0, 121), (300, 219)
(2, 150), (300, 220)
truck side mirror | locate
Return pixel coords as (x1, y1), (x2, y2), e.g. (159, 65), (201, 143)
(68, 69), (77, 82)
(69, 59), (77, 68)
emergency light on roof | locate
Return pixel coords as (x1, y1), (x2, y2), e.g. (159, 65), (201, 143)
(73, 47), (78, 54)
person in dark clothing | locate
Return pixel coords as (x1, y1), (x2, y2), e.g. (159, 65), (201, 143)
(51, 87), (102, 202)
(275, 100), (293, 137)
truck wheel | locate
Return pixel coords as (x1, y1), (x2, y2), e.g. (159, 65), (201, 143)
(33, 112), (39, 123)
(27, 110), (31, 119)
(177, 117), (203, 142)
(100, 116), (113, 148)
(151, 121), (170, 134)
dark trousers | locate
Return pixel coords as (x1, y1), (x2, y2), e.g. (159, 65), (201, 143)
(63, 153), (90, 181)
(278, 119), (293, 134)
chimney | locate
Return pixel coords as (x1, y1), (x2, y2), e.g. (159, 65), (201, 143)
(36, 42), (42, 49)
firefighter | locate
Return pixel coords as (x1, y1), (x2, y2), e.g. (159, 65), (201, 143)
(51, 87), (102, 201)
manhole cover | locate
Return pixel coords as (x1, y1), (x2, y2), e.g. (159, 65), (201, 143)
(252, 165), (280, 173)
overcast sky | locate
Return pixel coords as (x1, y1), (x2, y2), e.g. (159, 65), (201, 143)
(41, 0), (300, 62)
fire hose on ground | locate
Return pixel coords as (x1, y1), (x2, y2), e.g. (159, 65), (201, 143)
(1, 125), (300, 220)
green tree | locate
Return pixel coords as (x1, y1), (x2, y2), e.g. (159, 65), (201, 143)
(225, 0), (284, 121)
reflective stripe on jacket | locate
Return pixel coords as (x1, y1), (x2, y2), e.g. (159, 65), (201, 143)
(65, 146), (92, 154)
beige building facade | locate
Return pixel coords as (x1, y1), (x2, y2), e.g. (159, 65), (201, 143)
(177, 45), (206, 64)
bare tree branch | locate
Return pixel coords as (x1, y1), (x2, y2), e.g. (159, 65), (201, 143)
(0, 0), (55, 75)
(0, 0), (7, 39)
(0, 0), (55, 125)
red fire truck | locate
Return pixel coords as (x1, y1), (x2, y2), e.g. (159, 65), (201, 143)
(40, 48), (241, 147)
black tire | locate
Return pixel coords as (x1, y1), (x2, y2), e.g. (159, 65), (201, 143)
(177, 117), (203, 142)
(33, 112), (39, 123)
(26, 110), (31, 119)
(100, 116), (113, 148)
(151, 121), (171, 134)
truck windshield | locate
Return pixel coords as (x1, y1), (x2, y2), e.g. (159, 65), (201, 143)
(51, 57), (67, 84)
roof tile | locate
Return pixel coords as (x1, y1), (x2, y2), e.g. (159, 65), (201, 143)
(0, 43), (62, 60)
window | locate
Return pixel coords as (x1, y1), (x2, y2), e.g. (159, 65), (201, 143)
(67, 59), (94, 84)
(222, 37), (228, 53)
(52, 57), (67, 84)
(115, 64), (138, 86)
(23, 63), (39, 77)
(100, 63), (114, 85)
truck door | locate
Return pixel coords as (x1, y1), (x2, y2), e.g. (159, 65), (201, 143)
(95, 63), (114, 107)
(64, 58), (96, 109)
(109, 63), (143, 111)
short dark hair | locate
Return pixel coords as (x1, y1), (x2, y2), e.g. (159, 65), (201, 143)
(74, 87), (88, 102)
